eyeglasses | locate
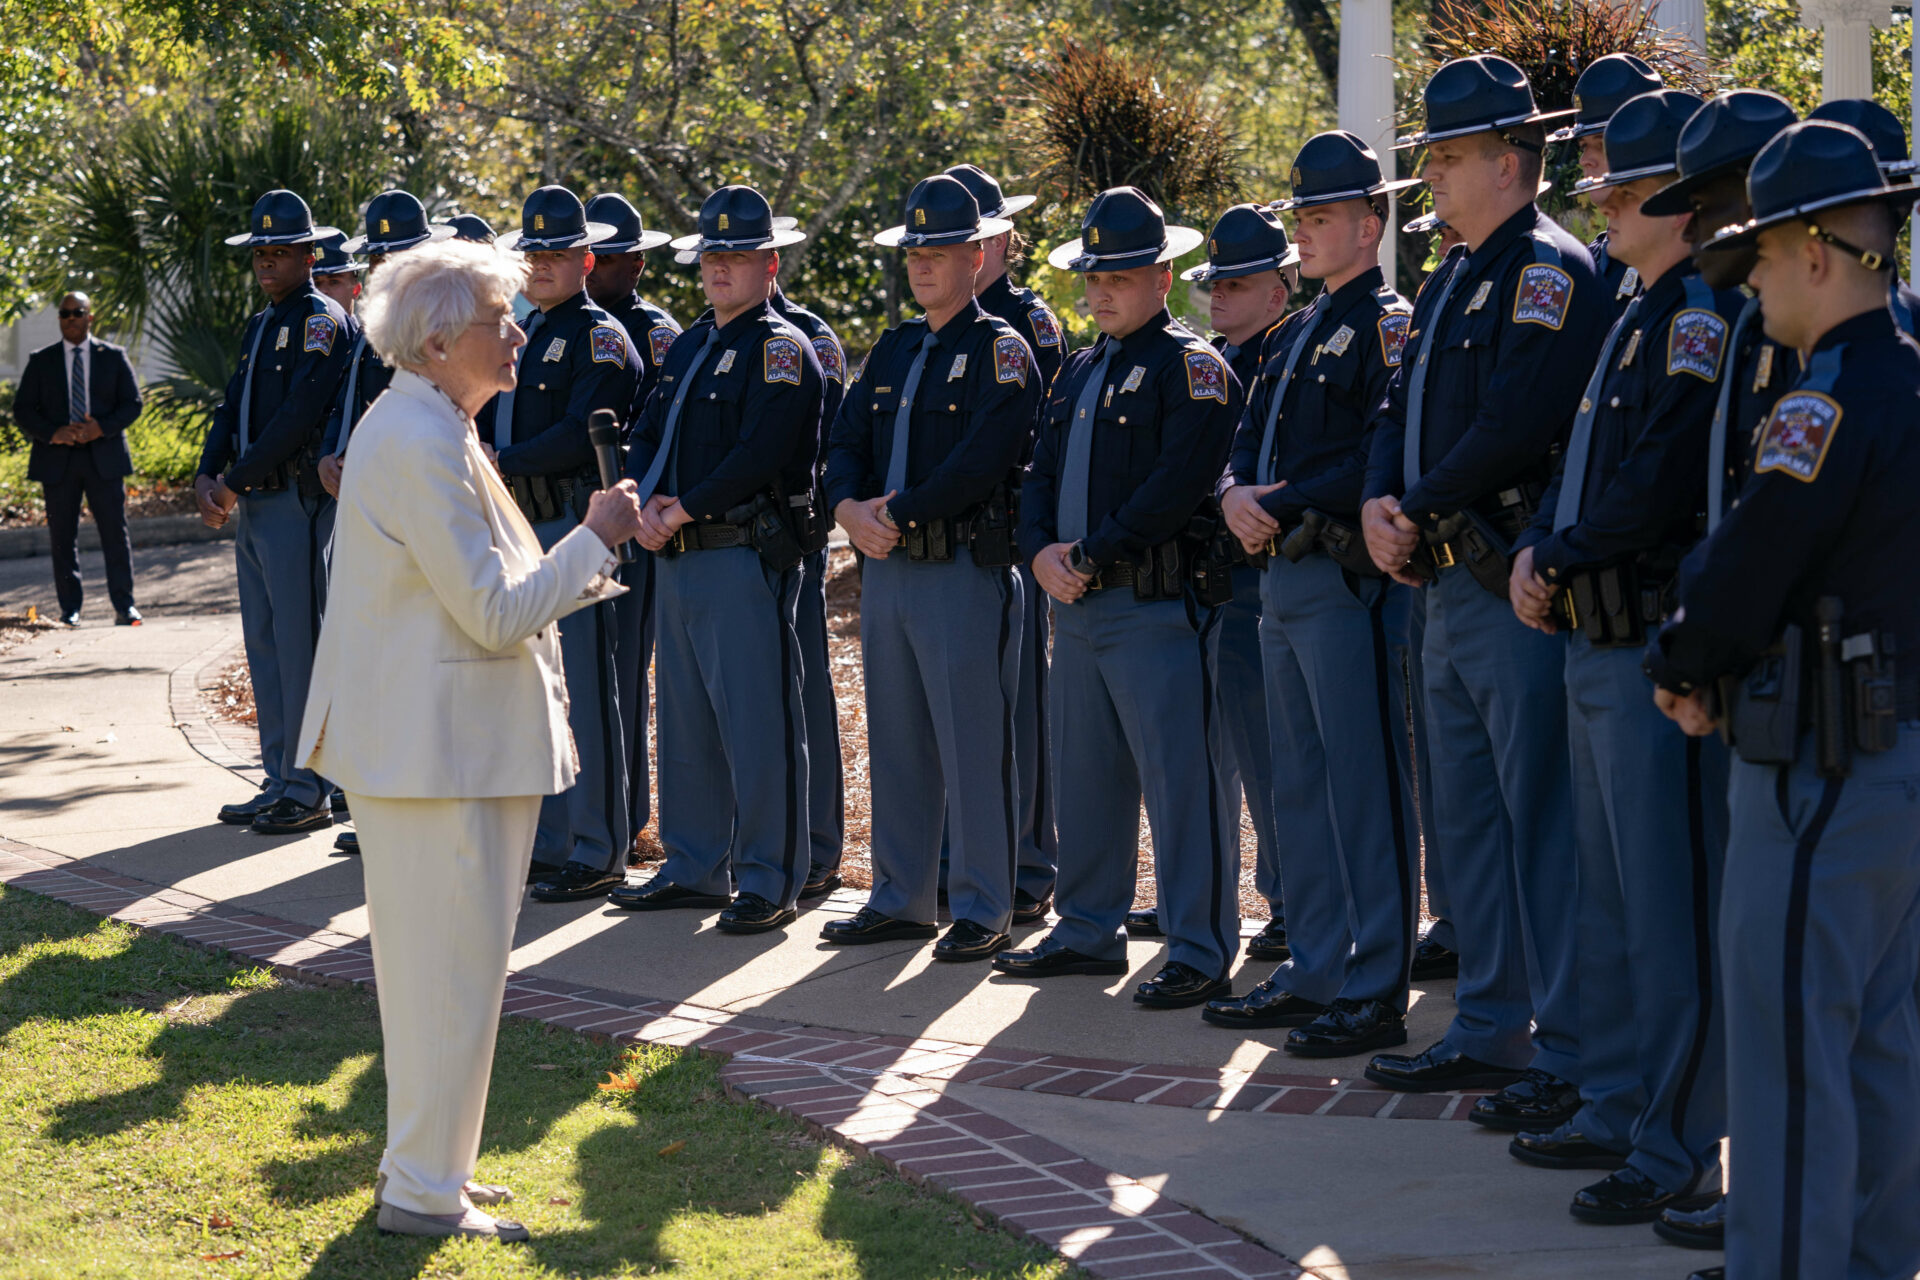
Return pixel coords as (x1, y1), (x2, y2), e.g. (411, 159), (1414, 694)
(471, 313), (521, 340)
(58, 309), (89, 319)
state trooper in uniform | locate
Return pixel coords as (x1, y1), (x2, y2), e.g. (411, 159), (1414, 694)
(994, 187), (1243, 1008)
(1550, 53), (1664, 315)
(197, 190), (353, 836)
(1203, 134), (1424, 1055)
(310, 231), (367, 314)
(610, 185), (822, 935)
(1647, 120), (1920, 1280)
(943, 162), (1066, 925)
(1358, 58), (1608, 1112)
(1505, 89), (1739, 1225)
(818, 175), (1037, 959)
(482, 185), (642, 903)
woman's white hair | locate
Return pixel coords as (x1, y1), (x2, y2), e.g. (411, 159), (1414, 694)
(360, 239), (528, 369)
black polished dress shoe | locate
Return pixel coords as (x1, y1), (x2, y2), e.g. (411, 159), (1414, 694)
(933, 919), (1011, 962)
(1364, 1042), (1525, 1093)
(1509, 1127), (1630, 1170)
(529, 863), (625, 903)
(1123, 908), (1163, 937)
(1011, 889), (1052, 925)
(609, 877), (732, 911)
(716, 892), (797, 934)
(798, 869), (842, 900)
(527, 862), (565, 886)
(218, 790), (274, 825)
(250, 797), (332, 835)
(1686, 1268), (1724, 1280)
(1245, 919), (1289, 961)
(115, 607), (142, 626)
(1654, 1191), (1724, 1249)
(1200, 978), (1327, 1029)
(334, 830), (360, 854)
(1570, 1167), (1686, 1224)
(1285, 998), (1407, 1057)
(820, 906), (938, 945)
(991, 934), (1128, 978)
(1410, 933), (1460, 980)
(1469, 1066), (1581, 1131)
(1133, 961), (1229, 1008)
(330, 790), (350, 817)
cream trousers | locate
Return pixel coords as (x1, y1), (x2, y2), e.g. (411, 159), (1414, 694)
(350, 791), (541, 1215)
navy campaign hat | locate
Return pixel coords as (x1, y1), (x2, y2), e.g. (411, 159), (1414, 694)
(1181, 205), (1300, 282)
(1709, 120), (1919, 255)
(1641, 90), (1799, 216)
(1549, 53), (1663, 143)
(500, 185), (617, 252)
(310, 231), (366, 276)
(584, 193), (673, 253)
(874, 175), (1014, 248)
(1574, 89), (1704, 193)
(341, 190), (454, 254)
(668, 185), (808, 256)
(1808, 99), (1916, 179)
(224, 189), (339, 247)
(1395, 54), (1573, 149)
(1046, 187), (1204, 272)
(942, 164), (1037, 220)
(1271, 130), (1421, 211)
(439, 213), (496, 243)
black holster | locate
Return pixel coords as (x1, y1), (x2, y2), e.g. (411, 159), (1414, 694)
(1280, 509), (1383, 579)
(1131, 540), (1187, 603)
(968, 483), (1017, 568)
(733, 491), (805, 573)
(794, 487), (829, 555)
(1426, 507), (1514, 600)
(1719, 624), (1804, 766)
(1188, 512), (1235, 608)
(1567, 562), (1666, 648)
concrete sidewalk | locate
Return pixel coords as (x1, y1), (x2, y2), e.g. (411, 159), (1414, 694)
(0, 574), (1715, 1279)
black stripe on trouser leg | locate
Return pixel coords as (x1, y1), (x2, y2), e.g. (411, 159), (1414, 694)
(1777, 769), (1845, 1280)
(774, 566), (803, 904)
(1367, 585), (1415, 994)
(1191, 598), (1233, 978)
(1666, 735), (1715, 1188)
(996, 571), (1018, 905)
(1033, 601), (1052, 855)
(630, 559), (655, 821)
(593, 601), (618, 872)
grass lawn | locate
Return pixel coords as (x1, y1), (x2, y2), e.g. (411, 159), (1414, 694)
(0, 887), (1078, 1279)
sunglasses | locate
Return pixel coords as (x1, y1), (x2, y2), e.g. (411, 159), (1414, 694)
(58, 309), (89, 319)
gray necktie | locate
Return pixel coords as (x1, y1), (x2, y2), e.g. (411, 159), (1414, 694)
(1552, 296), (1642, 531)
(68, 345), (87, 423)
(493, 308), (544, 453)
(1402, 257), (1467, 491)
(1255, 298), (1324, 486)
(635, 330), (718, 502)
(882, 331), (940, 497)
(1057, 343), (1115, 543)
(236, 310), (269, 452)
(1706, 298), (1760, 534)
(339, 334), (368, 451)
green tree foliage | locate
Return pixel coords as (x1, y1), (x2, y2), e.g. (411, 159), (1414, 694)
(1710, 0), (1912, 122)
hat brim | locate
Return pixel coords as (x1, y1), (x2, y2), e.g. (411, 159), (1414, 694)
(1402, 212), (1447, 234)
(1640, 157), (1760, 217)
(313, 263), (370, 275)
(1572, 161), (1680, 195)
(1181, 244), (1302, 282)
(873, 216), (1016, 248)
(1393, 108), (1577, 151)
(666, 227), (809, 255)
(340, 224), (457, 254)
(985, 193), (1038, 218)
(1705, 184), (1920, 251)
(595, 229), (676, 253)
(224, 224), (341, 248)
(1047, 224), (1207, 272)
(499, 219), (622, 251)
(1271, 177), (1423, 212)
(1547, 119), (1609, 144)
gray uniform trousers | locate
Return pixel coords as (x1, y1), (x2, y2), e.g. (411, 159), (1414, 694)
(797, 547), (845, 877)
(1214, 563), (1283, 914)
(1560, 634), (1727, 1192)
(1256, 554), (1416, 1006)
(1047, 587), (1240, 977)
(1722, 727), (1920, 1280)
(653, 546), (810, 908)
(234, 484), (328, 809)
(1012, 561), (1059, 901)
(1421, 566), (1579, 1076)
(612, 550), (655, 862)
(530, 511), (630, 874)
(1386, 585), (1449, 949)
(861, 548), (1022, 930)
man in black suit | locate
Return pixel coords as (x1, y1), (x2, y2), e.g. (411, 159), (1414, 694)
(10, 292), (144, 626)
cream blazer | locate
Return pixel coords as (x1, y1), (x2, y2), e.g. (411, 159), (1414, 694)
(297, 370), (623, 798)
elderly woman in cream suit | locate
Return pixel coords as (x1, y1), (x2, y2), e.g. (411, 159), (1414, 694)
(296, 239), (644, 1243)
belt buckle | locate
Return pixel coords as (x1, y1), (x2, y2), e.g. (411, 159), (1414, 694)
(671, 527), (689, 554)
(1432, 541), (1457, 570)
(1264, 536), (1279, 559)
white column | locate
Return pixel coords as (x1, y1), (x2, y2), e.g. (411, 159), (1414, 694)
(1653, 0), (1707, 50)
(1798, 0), (1889, 101)
(1338, 0), (1398, 279)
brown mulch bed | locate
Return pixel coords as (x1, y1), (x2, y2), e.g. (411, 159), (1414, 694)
(0, 483), (199, 530)
(0, 609), (59, 655)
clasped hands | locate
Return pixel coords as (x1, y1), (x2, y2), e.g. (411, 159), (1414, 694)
(49, 417), (103, 447)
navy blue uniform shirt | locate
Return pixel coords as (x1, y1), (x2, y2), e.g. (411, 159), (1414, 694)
(1519, 261), (1745, 579)
(770, 287), (847, 434)
(623, 300), (823, 521)
(1364, 204), (1611, 521)
(478, 290), (640, 478)
(319, 334), (391, 457)
(603, 291), (682, 426)
(1226, 266), (1410, 523)
(1590, 231), (1642, 320)
(198, 282), (356, 492)
(978, 271), (1068, 396)
(823, 298), (1038, 524)
(1719, 295), (1799, 492)
(1650, 308), (1920, 692)
(1020, 306), (1243, 567)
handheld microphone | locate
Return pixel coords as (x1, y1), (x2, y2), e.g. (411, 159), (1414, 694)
(588, 408), (636, 565)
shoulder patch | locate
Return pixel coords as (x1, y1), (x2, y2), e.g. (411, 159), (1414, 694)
(648, 324), (678, 369)
(994, 334), (1029, 386)
(764, 335), (803, 385)
(590, 325), (626, 366)
(1185, 348), (1227, 403)
(303, 314), (337, 356)
(1755, 392), (1840, 483)
(1378, 313), (1411, 368)
(1513, 263), (1573, 329)
(1028, 306), (1063, 348)
(811, 335), (845, 382)
(1667, 309), (1728, 382)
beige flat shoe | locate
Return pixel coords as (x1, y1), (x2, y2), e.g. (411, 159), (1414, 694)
(376, 1202), (530, 1242)
(373, 1172), (514, 1208)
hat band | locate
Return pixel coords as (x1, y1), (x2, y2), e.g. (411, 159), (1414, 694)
(898, 227), (979, 246)
(1415, 108), (1542, 146)
(252, 229), (316, 244)
(1069, 239), (1168, 269)
(695, 233), (776, 250)
(1207, 251), (1293, 274)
